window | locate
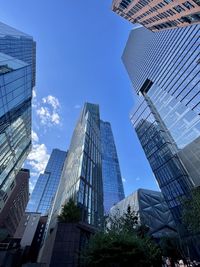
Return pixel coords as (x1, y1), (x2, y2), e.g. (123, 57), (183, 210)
(167, 9), (176, 15)
(183, 1), (194, 8)
(181, 12), (200, 22)
(10, 181), (15, 190)
(192, 0), (200, 6)
(164, 0), (172, 3)
(173, 5), (185, 12)
(3, 193), (8, 202)
(0, 65), (13, 75)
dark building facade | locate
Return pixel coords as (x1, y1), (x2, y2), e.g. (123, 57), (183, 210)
(0, 21), (35, 211)
(26, 149), (67, 215)
(0, 169), (29, 237)
(100, 121), (125, 214)
(112, 0), (200, 31)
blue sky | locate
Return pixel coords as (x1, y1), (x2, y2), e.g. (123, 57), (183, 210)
(0, 0), (159, 195)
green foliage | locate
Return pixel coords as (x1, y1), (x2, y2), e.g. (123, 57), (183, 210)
(107, 205), (139, 234)
(182, 187), (200, 233)
(82, 205), (161, 267)
(83, 231), (161, 267)
(58, 198), (81, 223)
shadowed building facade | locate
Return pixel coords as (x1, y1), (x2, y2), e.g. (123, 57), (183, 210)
(0, 169), (29, 237)
(0, 22), (35, 212)
(112, 0), (200, 31)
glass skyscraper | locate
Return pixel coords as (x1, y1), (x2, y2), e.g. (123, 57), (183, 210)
(100, 121), (125, 214)
(39, 103), (125, 263)
(0, 22), (35, 210)
(122, 25), (200, 224)
(50, 103), (104, 228)
(26, 149), (67, 215)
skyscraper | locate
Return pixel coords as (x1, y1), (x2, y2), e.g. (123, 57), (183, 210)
(112, 0), (200, 31)
(39, 103), (125, 264)
(100, 121), (125, 214)
(122, 25), (200, 224)
(0, 22), (35, 211)
(26, 149), (67, 215)
(51, 103), (104, 228)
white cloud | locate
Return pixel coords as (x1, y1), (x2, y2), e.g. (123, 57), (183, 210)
(42, 95), (60, 109)
(32, 88), (38, 108)
(26, 129), (50, 193)
(51, 112), (60, 124)
(136, 177), (141, 181)
(122, 177), (126, 183)
(32, 88), (36, 98)
(32, 130), (39, 142)
(36, 95), (61, 126)
(28, 143), (49, 174)
(74, 104), (81, 109)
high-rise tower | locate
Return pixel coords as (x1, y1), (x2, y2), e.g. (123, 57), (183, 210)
(112, 0), (200, 32)
(122, 25), (200, 223)
(53, 103), (104, 227)
(26, 149), (67, 215)
(39, 103), (125, 264)
(100, 121), (125, 214)
(0, 22), (36, 211)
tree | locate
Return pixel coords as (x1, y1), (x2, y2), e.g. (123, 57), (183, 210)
(159, 236), (183, 260)
(107, 205), (139, 234)
(58, 198), (81, 223)
(82, 206), (161, 267)
(182, 187), (200, 233)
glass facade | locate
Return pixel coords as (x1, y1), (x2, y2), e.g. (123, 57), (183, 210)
(131, 99), (192, 223)
(100, 121), (125, 214)
(0, 22), (35, 210)
(47, 103), (104, 230)
(26, 149), (67, 215)
(122, 25), (200, 224)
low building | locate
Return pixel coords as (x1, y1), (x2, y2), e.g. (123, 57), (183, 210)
(14, 212), (48, 264)
(40, 222), (96, 267)
(14, 212), (41, 248)
(110, 188), (177, 238)
(0, 169), (29, 237)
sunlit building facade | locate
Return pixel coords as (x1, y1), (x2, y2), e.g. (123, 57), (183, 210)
(100, 121), (125, 214)
(47, 103), (104, 230)
(0, 22), (35, 211)
(26, 149), (67, 215)
(122, 25), (200, 224)
(112, 0), (200, 31)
